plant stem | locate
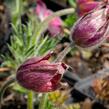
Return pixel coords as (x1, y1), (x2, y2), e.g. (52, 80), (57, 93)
(54, 42), (75, 62)
(34, 8), (75, 45)
(39, 94), (48, 109)
(27, 91), (34, 109)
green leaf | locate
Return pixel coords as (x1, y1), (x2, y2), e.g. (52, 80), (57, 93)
(13, 83), (28, 93)
(64, 13), (78, 27)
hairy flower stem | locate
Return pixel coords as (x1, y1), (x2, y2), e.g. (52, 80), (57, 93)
(39, 94), (48, 109)
(27, 91), (34, 109)
(34, 8), (75, 46)
(55, 42), (75, 62)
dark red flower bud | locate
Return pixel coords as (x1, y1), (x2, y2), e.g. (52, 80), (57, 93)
(77, 0), (100, 16)
(16, 52), (67, 92)
(71, 2), (109, 49)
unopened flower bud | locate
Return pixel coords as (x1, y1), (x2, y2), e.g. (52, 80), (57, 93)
(71, 2), (109, 49)
(77, 0), (100, 16)
(16, 52), (67, 92)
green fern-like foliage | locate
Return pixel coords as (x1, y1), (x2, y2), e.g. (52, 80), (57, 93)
(1, 17), (58, 71)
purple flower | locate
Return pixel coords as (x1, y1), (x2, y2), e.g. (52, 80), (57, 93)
(77, 0), (101, 16)
(16, 52), (67, 92)
(71, 2), (109, 49)
(35, 0), (62, 36)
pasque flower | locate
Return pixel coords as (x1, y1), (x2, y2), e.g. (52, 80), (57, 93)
(16, 52), (67, 92)
(35, 0), (63, 36)
(71, 2), (109, 49)
(77, 0), (101, 16)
